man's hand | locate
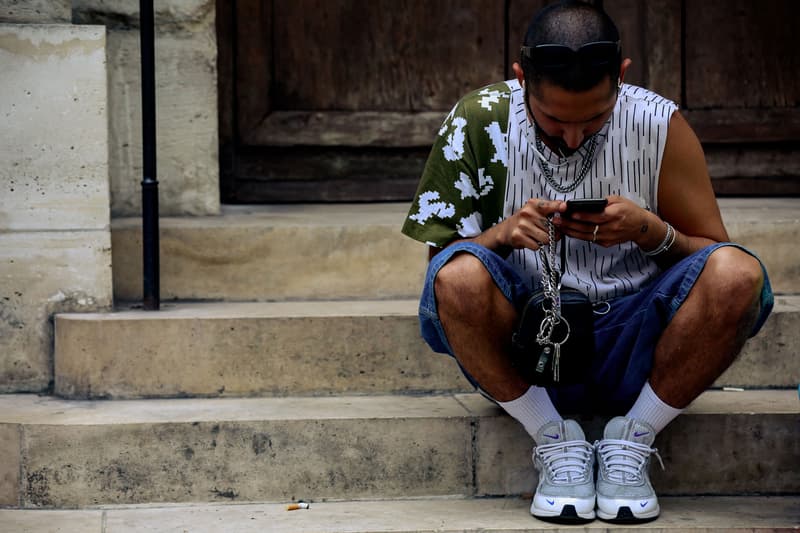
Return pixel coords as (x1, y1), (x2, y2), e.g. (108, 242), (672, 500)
(554, 195), (664, 249)
(500, 198), (567, 251)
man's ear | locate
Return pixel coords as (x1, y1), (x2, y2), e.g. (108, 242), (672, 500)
(512, 62), (525, 84)
(619, 58), (633, 84)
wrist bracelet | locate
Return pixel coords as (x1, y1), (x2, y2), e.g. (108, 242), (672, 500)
(643, 222), (676, 257)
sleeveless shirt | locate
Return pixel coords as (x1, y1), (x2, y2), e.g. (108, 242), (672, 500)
(402, 79), (678, 301)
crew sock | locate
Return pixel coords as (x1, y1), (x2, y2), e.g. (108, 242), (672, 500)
(625, 381), (683, 434)
(497, 385), (563, 440)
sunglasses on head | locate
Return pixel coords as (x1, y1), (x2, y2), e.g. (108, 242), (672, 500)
(520, 40), (621, 70)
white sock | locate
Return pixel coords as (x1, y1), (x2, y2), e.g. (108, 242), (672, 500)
(497, 385), (562, 439)
(626, 381), (683, 434)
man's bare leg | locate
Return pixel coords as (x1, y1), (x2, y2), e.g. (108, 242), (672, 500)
(434, 253), (529, 402)
(649, 246), (764, 409)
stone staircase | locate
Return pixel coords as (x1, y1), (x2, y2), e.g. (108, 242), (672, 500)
(1, 199), (799, 532)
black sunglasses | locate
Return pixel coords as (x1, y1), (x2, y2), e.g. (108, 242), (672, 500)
(520, 40), (621, 70)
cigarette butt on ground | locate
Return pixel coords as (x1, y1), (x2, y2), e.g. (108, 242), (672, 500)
(287, 502), (310, 511)
(722, 387), (745, 392)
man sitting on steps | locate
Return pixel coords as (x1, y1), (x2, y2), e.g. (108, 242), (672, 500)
(401, 0), (773, 523)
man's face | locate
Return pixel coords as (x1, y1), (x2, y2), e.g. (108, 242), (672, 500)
(526, 78), (617, 156)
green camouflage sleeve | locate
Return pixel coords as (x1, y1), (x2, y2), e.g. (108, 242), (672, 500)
(401, 83), (510, 248)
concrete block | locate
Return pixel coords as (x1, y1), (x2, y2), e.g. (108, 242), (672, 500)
(0, 231), (112, 392)
(54, 300), (471, 399)
(11, 395), (472, 507)
(111, 204), (427, 301)
(72, 0), (212, 27)
(53, 296), (799, 399)
(715, 295), (800, 388)
(0, 391), (797, 506)
(467, 390), (800, 497)
(0, 424), (20, 507)
(110, 200), (800, 303)
(0, 24), (109, 231)
(72, 0), (219, 217)
(721, 198), (800, 294)
(0, 24), (112, 392)
(0, 1), (70, 23)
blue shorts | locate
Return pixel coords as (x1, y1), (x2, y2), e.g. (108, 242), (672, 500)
(419, 241), (773, 414)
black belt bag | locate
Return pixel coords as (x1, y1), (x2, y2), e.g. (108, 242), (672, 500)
(511, 230), (596, 386)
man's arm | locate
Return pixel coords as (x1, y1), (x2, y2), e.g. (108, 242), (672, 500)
(638, 111), (728, 265)
(428, 199), (568, 260)
(557, 110), (727, 265)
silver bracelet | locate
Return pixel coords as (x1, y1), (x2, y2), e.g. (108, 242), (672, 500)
(643, 222), (675, 257)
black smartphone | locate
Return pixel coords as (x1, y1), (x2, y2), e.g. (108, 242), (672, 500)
(564, 198), (608, 217)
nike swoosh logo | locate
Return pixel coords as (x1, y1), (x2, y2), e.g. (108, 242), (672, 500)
(546, 499), (555, 506)
(640, 501), (648, 507)
(543, 434), (559, 440)
(634, 431), (650, 437)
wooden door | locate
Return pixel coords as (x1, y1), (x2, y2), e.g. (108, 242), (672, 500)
(218, 0), (800, 203)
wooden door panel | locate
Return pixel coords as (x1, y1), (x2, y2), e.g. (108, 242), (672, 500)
(218, 0), (800, 202)
(685, 0), (800, 109)
(241, 0), (506, 148)
(271, 0), (505, 111)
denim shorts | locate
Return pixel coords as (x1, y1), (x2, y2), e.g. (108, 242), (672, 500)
(418, 241), (774, 414)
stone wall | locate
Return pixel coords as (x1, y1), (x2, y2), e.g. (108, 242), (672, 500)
(0, 23), (113, 392)
(72, 0), (220, 217)
(0, 0), (71, 23)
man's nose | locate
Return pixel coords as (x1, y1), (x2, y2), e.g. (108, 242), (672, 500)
(562, 127), (585, 150)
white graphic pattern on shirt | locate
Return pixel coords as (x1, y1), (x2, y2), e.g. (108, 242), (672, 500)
(409, 190), (455, 224)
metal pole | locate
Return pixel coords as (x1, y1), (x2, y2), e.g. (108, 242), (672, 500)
(140, 0), (160, 310)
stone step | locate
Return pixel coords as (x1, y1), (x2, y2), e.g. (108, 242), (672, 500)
(1, 391), (797, 508)
(110, 199), (800, 302)
(54, 296), (800, 399)
(1, 496), (798, 532)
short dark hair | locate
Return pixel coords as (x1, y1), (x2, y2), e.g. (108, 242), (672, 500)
(521, 0), (621, 93)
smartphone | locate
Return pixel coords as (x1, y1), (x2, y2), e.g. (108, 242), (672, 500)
(564, 198), (607, 217)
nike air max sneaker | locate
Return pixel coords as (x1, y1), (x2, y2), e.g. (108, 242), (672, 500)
(531, 419), (596, 521)
(595, 416), (664, 522)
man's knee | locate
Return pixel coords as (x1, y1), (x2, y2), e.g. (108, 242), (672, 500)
(699, 247), (764, 318)
(703, 247), (764, 295)
(434, 252), (497, 316)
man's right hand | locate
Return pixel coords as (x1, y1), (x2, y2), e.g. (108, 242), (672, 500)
(430, 198), (567, 260)
(501, 198), (567, 251)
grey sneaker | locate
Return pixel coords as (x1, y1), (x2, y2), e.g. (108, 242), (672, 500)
(531, 420), (595, 521)
(595, 416), (664, 522)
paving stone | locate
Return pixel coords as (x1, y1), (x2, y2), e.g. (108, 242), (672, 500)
(0, 496), (797, 532)
(0, 509), (102, 533)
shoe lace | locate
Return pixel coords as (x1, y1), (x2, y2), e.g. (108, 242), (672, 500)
(595, 439), (665, 483)
(534, 440), (594, 484)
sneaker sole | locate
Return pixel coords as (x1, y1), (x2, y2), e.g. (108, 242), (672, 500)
(532, 504), (595, 522)
(597, 504), (660, 523)
(531, 495), (596, 521)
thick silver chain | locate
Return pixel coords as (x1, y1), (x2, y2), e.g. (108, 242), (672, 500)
(535, 218), (570, 381)
(535, 134), (598, 194)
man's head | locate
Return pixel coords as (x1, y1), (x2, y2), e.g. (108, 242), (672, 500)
(512, 1), (629, 153)
(519, 0), (622, 95)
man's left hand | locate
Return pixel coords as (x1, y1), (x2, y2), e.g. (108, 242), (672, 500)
(554, 195), (658, 248)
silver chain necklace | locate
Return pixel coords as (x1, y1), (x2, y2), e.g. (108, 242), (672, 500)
(535, 134), (598, 194)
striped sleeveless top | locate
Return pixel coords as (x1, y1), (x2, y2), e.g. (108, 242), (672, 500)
(504, 79), (677, 301)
